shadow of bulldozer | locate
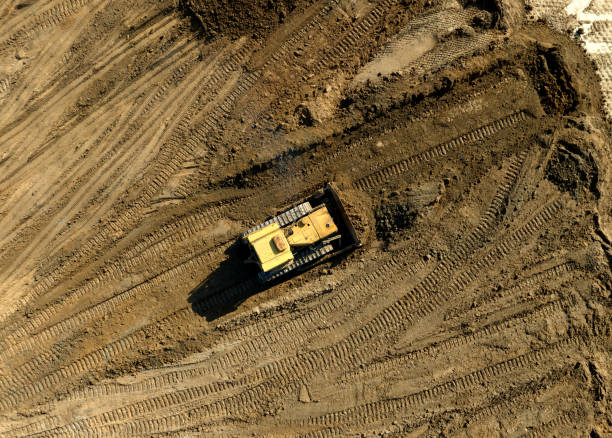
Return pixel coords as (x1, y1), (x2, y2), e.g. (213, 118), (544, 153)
(186, 238), (348, 321)
(187, 241), (267, 321)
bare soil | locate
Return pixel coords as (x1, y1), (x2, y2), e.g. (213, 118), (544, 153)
(0, 0), (610, 437)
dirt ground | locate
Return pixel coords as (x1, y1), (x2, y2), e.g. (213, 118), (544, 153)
(0, 0), (610, 436)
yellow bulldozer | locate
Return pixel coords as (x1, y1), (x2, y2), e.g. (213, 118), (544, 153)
(241, 183), (361, 282)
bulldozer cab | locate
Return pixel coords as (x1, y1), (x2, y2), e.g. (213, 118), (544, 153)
(245, 223), (294, 272)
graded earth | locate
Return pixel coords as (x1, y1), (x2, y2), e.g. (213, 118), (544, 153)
(0, 0), (610, 437)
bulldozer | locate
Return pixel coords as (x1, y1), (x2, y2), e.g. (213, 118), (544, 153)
(241, 183), (361, 282)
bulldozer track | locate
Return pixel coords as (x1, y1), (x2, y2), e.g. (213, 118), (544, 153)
(0, 0), (93, 55)
(0, 2), (607, 435)
(5, 110), (529, 352)
(90, 106), (524, 282)
(2, 199), (236, 339)
(232, 100), (515, 205)
(380, 198), (566, 337)
(37, 257), (429, 413)
(20, 255), (426, 412)
(208, 258), (429, 375)
(298, 335), (585, 429)
(14, 42), (256, 311)
(0, 240), (231, 366)
(37, 256), (422, 402)
(309, 197), (565, 380)
(75, 334), (584, 438)
(0, 146), (544, 414)
(198, 151), (527, 375)
(0, 308), (192, 412)
(48, 148), (528, 397)
(444, 261), (576, 321)
(340, 296), (574, 382)
(217, 257), (428, 351)
(167, 0), (345, 171)
(170, 0), (353, 196)
(96, 196), (568, 429)
(386, 364), (574, 437)
(2, 415), (63, 438)
(46, 378), (287, 437)
(311, 0), (402, 75)
(517, 411), (577, 437)
(21, 380), (247, 438)
(1, 193), (561, 422)
(463, 367), (571, 427)
(0, 274), (267, 411)
(354, 111), (527, 190)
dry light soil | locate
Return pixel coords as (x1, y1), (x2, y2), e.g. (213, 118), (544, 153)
(0, 0), (610, 437)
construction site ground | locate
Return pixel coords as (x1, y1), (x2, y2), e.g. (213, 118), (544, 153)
(0, 0), (610, 436)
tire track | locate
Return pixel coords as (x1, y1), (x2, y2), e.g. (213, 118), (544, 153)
(0, 35), (202, 268)
(356, 8), (491, 83)
(0, 77), (9, 98)
(1, 11), (179, 140)
(7, 41), (256, 316)
(0, 40), (204, 323)
(443, 261), (576, 322)
(0, 0), (95, 56)
(517, 411), (578, 438)
(340, 296), (575, 383)
(408, 32), (496, 79)
(77, 335), (586, 438)
(297, 336), (585, 432)
(0, 152), (532, 409)
(0, 12), (182, 155)
(353, 111), (527, 190)
(177, 151), (529, 376)
(0, 27), (194, 193)
(73, 196), (569, 434)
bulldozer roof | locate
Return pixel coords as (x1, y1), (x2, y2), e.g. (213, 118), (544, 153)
(246, 223), (294, 272)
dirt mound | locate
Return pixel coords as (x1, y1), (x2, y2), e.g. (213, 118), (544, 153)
(546, 140), (599, 199)
(183, 0), (315, 39)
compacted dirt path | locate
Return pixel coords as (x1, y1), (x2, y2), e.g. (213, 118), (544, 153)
(0, 0), (610, 436)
